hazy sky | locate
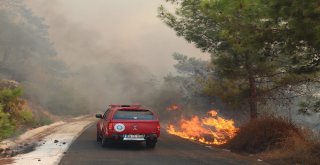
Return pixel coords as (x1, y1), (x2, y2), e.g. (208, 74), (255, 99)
(24, 0), (209, 77)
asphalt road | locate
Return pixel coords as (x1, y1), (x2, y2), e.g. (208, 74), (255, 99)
(59, 124), (268, 165)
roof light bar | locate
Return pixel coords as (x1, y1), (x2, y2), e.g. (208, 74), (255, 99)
(109, 104), (141, 108)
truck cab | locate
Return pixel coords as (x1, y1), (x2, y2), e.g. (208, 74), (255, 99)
(96, 104), (160, 148)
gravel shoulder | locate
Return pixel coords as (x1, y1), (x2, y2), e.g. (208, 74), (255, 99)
(0, 115), (96, 165)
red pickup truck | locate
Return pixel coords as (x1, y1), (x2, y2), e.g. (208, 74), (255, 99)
(96, 105), (160, 148)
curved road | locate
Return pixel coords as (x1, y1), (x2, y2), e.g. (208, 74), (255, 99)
(60, 124), (268, 165)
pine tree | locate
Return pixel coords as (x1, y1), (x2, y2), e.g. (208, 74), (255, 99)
(159, 0), (320, 119)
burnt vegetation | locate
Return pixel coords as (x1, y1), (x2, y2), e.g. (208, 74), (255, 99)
(225, 117), (303, 153)
(225, 116), (320, 165)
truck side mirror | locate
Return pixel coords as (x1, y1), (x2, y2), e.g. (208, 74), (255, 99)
(95, 114), (103, 119)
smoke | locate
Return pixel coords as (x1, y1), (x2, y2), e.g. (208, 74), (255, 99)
(24, 0), (208, 73)
(4, 0), (208, 114)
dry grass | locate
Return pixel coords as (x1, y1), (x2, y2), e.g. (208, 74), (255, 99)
(263, 132), (320, 165)
(224, 117), (320, 165)
(225, 117), (303, 153)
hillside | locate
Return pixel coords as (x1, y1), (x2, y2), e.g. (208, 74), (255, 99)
(0, 80), (57, 141)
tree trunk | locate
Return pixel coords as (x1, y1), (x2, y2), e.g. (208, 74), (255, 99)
(245, 54), (258, 120)
(248, 74), (258, 119)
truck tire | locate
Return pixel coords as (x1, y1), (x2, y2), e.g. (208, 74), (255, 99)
(96, 132), (102, 142)
(101, 137), (111, 147)
(146, 140), (156, 149)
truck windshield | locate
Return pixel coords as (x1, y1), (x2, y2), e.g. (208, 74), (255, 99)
(113, 110), (154, 120)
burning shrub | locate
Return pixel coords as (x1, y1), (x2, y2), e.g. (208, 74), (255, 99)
(167, 110), (238, 145)
(225, 117), (303, 153)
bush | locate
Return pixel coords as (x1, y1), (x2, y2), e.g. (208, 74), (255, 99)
(0, 85), (56, 140)
(303, 142), (320, 165)
(0, 87), (23, 139)
(224, 117), (303, 153)
(34, 117), (53, 126)
(0, 87), (38, 139)
(277, 131), (320, 165)
(0, 87), (23, 112)
(0, 106), (15, 140)
(224, 116), (320, 164)
(16, 109), (34, 125)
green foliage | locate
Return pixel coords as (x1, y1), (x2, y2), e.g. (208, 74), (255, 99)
(0, 87), (25, 122)
(0, 105), (15, 140)
(0, 87), (27, 119)
(264, 0), (320, 50)
(159, 1), (219, 53)
(159, 0), (320, 117)
(0, 86), (49, 139)
(203, 78), (248, 108)
(16, 109), (34, 125)
(0, 87), (23, 105)
(33, 117), (53, 126)
(164, 53), (212, 103)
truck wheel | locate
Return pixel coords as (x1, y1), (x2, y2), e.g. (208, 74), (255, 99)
(146, 140), (156, 149)
(96, 132), (102, 142)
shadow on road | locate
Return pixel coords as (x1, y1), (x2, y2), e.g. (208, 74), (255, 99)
(97, 141), (149, 151)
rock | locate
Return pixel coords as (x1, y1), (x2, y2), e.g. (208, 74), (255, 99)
(54, 140), (59, 143)
(62, 142), (66, 145)
(4, 148), (11, 154)
(205, 146), (212, 149)
(10, 151), (16, 157)
(222, 149), (230, 152)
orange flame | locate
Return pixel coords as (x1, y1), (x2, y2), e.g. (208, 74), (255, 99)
(167, 110), (238, 145)
(166, 104), (181, 111)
